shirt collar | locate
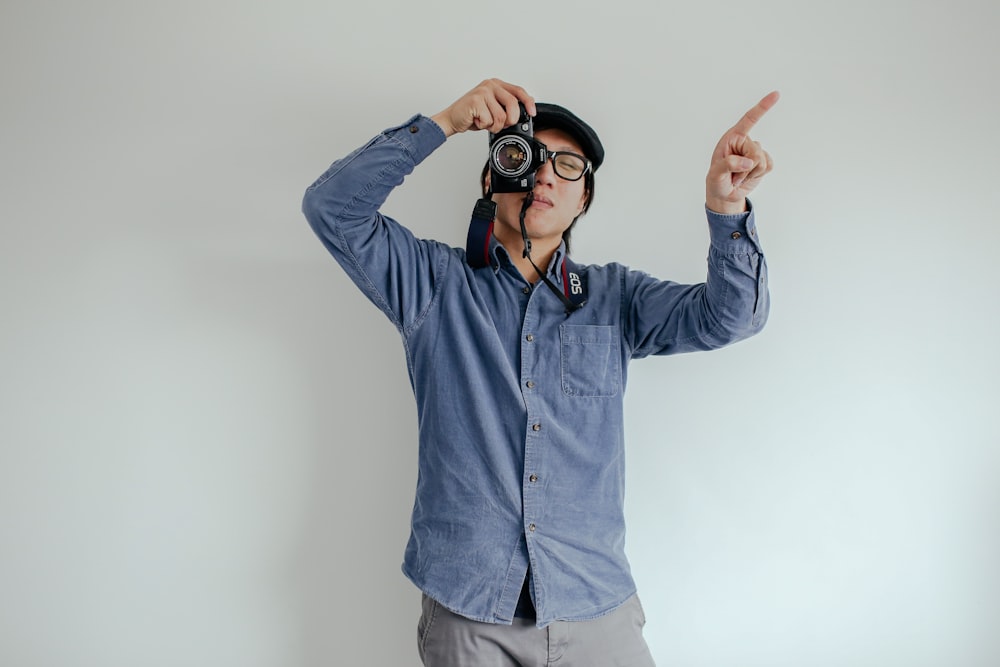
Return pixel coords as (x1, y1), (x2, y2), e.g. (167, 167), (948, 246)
(489, 237), (568, 284)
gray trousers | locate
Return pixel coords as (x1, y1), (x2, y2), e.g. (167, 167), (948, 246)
(417, 594), (656, 667)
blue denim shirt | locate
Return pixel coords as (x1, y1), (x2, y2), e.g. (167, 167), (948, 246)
(302, 114), (768, 628)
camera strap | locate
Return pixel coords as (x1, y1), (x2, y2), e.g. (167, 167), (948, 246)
(464, 197), (587, 313)
(465, 198), (497, 270)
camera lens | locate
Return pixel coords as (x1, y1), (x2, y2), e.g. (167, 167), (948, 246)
(490, 136), (532, 177)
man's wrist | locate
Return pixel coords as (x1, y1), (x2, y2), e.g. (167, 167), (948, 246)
(705, 197), (748, 216)
(429, 112), (455, 138)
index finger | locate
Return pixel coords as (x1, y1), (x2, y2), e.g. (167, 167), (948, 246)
(731, 90), (780, 136)
(488, 79), (536, 119)
(503, 83), (536, 118)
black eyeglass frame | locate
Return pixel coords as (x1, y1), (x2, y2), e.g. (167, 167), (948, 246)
(541, 146), (592, 182)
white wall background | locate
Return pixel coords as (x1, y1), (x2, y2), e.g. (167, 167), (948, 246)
(2, 0), (997, 665)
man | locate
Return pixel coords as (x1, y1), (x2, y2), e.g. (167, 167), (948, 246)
(302, 78), (777, 666)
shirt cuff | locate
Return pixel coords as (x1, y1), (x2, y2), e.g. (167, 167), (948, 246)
(382, 114), (448, 166)
(705, 200), (763, 254)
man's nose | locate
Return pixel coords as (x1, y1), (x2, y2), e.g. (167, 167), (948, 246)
(535, 157), (557, 184)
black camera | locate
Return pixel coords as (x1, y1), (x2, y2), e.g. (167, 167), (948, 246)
(488, 103), (547, 193)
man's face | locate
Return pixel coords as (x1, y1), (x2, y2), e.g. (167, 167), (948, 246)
(489, 128), (589, 252)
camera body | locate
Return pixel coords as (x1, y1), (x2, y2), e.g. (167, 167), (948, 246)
(488, 104), (547, 193)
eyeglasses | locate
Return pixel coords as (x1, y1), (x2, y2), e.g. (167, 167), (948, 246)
(545, 150), (591, 182)
(489, 136), (592, 184)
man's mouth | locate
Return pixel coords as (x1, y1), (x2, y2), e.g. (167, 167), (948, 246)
(529, 194), (553, 208)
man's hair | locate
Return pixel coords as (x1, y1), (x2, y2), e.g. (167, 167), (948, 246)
(479, 162), (595, 254)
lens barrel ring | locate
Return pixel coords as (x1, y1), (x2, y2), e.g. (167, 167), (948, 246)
(489, 135), (534, 178)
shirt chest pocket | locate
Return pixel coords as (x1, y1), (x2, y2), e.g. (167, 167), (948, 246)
(559, 324), (622, 398)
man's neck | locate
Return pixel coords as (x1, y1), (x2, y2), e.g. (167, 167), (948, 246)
(504, 238), (561, 285)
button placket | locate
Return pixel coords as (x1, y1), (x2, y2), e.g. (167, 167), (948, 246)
(520, 301), (544, 551)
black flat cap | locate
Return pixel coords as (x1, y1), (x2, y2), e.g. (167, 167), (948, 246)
(533, 102), (605, 171)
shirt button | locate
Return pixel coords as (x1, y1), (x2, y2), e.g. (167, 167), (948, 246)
(532, 423), (541, 431)
(528, 523), (536, 532)
(409, 125), (419, 133)
(731, 231), (742, 240)
(526, 380), (535, 389)
(529, 474), (538, 483)
(522, 286), (531, 294)
(525, 334), (534, 342)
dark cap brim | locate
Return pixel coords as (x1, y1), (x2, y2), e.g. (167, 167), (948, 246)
(533, 102), (604, 171)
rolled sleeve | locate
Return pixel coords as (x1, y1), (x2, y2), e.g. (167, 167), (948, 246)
(705, 200), (764, 256)
(383, 114), (448, 164)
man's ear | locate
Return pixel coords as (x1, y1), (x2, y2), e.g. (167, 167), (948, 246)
(483, 171), (491, 197)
